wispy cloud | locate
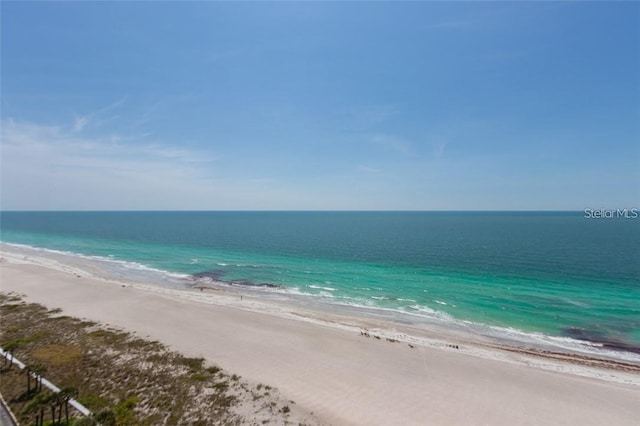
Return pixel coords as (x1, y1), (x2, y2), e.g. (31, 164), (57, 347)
(357, 164), (380, 174)
(430, 20), (471, 30)
(432, 138), (449, 159)
(73, 115), (89, 132)
(336, 105), (399, 130)
(71, 97), (127, 133)
(372, 133), (412, 155)
(0, 117), (217, 210)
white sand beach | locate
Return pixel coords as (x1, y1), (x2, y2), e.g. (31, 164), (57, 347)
(1, 249), (638, 426)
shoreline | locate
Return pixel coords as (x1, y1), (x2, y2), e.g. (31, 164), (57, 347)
(1, 247), (639, 424)
(3, 243), (640, 370)
(4, 240), (640, 366)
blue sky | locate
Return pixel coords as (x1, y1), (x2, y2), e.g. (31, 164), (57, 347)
(1, 2), (638, 210)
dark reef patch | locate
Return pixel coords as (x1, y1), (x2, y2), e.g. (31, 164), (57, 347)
(191, 270), (226, 280)
(228, 280), (283, 289)
(190, 270), (283, 289)
(563, 327), (640, 355)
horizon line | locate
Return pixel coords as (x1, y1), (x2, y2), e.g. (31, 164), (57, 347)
(1, 209), (627, 213)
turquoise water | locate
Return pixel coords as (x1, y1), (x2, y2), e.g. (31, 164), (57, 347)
(1, 211), (639, 355)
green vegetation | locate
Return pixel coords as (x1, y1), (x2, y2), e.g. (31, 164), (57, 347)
(0, 293), (303, 425)
(33, 344), (82, 366)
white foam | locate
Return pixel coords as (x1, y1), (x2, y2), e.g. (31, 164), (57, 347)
(307, 285), (336, 291)
(3, 243), (638, 386)
(408, 304), (437, 315)
(563, 298), (590, 308)
(3, 241), (638, 367)
(1, 242), (189, 281)
(479, 325), (640, 364)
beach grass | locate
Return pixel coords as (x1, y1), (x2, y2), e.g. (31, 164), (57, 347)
(0, 293), (304, 425)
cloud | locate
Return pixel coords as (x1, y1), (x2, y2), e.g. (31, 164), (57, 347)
(336, 105), (399, 129)
(73, 115), (89, 132)
(357, 164), (380, 173)
(372, 133), (412, 155)
(0, 118), (217, 210)
(0, 117), (360, 210)
(430, 20), (470, 30)
(432, 139), (449, 159)
(71, 97), (128, 133)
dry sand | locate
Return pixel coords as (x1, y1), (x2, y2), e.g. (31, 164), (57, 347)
(1, 251), (638, 425)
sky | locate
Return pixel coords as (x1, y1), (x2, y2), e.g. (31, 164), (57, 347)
(1, 2), (639, 211)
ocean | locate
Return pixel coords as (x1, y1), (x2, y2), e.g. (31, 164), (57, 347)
(1, 211), (639, 360)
